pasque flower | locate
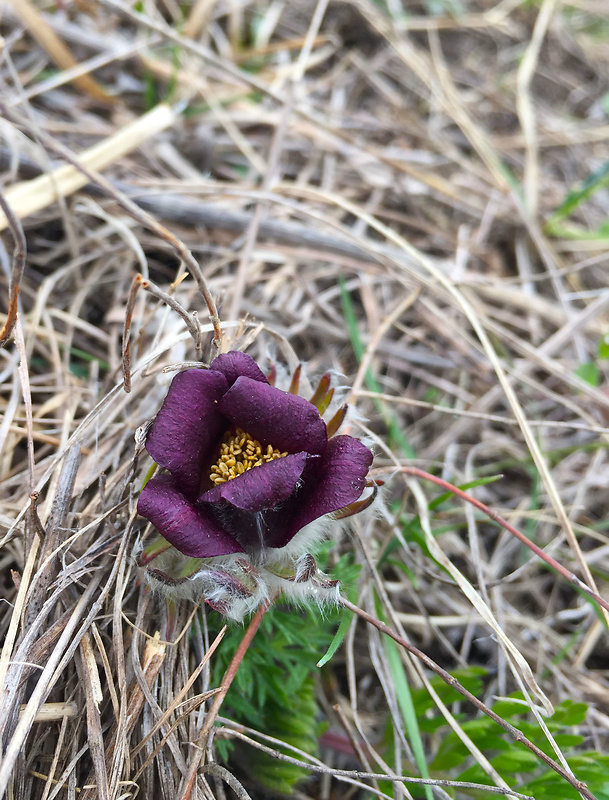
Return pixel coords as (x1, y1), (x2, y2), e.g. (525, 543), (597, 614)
(137, 351), (374, 619)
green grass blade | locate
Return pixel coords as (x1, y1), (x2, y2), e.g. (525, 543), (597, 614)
(546, 159), (609, 228)
(384, 635), (434, 800)
(316, 609), (352, 668)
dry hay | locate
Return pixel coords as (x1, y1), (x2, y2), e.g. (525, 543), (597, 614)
(0, 1), (608, 798)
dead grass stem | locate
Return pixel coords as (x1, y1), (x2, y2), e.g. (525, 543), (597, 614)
(1, 1), (608, 798)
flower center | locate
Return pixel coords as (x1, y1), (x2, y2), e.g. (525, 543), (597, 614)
(209, 428), (289, 485)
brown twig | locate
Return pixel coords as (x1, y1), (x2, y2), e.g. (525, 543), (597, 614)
(340, 597), (596, 800)
(13, 317), (35, 496)
(220, 725), (535, 798)
(0, 188), (26, 346)
(138, 276), (203, 351)
(121, 274), (202, 392)
(121, 274), (140, 393)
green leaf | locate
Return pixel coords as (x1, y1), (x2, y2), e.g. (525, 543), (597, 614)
(460, 717), (499, 737)
(316, 556), (361, 668)
(598, 333), (609, 360)
(488, 696), (531, 719)
(430, 743), (468, 771)
(143, 72), (158, 112)
(316, 608), (352, 667)
(575, 362), (600, 387)
(543, 221), (609, 241)
(411, 669), (486, 715)
(384, 557), (416, 583)
(427, 474), (503, 511)
(491, 748), (540, 771)
(553, 734), (586, 748)
(417, 713), (456, 734)
(552, 700), (589, 726)
(67, 346), (111, 370)
(458, 762), (517, 787)
(140, 462), (157, 491)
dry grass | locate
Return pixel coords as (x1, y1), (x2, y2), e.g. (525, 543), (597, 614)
(1, 0), (609, 798)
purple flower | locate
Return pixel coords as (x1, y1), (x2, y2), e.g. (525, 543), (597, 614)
(138, 352), (373, 559)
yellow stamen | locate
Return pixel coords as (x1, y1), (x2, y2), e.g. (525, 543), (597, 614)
(209, 428), (288, 484)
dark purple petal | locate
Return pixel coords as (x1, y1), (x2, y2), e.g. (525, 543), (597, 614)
(219, 377), (327, 455)
(273, 435), (373, 547)
(210, 351), (269, 387)
(138, 474), (243, 557)
(199, 452), (311, 512)
(146, 369), (228, 498)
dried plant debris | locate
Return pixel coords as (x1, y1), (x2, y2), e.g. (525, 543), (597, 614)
(0, 1), (608, 799)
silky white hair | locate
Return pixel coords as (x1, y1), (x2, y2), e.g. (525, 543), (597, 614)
(144, 515), (346, 621)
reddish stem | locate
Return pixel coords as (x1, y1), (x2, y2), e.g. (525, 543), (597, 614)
(399, 466), (609, 615)
(178, 600), (270, 800)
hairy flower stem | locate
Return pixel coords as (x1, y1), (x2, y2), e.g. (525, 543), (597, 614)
(178, 599), (272, 800)
(340, 597), (597, 800)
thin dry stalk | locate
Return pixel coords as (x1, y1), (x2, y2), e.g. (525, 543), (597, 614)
(219, 725), (535, 799)
(178, 601), (270, 800)
(0, 102), (222, 356)
(395, 466), (609, 616)
(1, 2), (608, 798)
(341, 598), (596, 800)
(0, 190), (26, 346)
(5, 0), (112, 102)
(121, 274), (140, 394)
